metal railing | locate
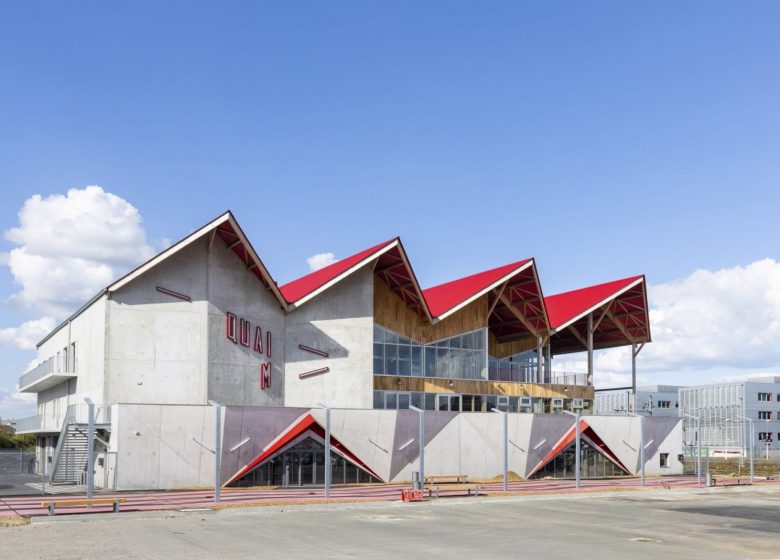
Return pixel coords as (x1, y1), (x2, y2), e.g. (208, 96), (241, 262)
(14, 415), (41, 433)
(18, 356), (74, 390)
(487, 369), (590, 386)
(0, 449), (37, 473)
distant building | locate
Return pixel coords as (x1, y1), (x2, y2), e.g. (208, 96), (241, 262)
(679, 376), (780, 456)
(594, 385), (684, 417)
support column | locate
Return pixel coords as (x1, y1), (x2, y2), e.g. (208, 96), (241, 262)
(587, 313), (594, 386)
(544, 343), (551, 384)
(631, 342), (637, 414)
(536, 336), (543, 384)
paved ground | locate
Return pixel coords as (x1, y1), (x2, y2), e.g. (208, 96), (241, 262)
(0, 472), (48, 496)
(2, 487), (780, 559)
(0, 475), (717, 517)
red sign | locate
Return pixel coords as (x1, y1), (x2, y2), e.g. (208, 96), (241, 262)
(226, 311), (273, 390)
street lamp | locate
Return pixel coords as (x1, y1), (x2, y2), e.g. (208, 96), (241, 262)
(314, 403), (332, 498)
(207, 400), (222, 503)
(727, 416), (754, 483)
(562, 410), (581, 489)
(409, 405), (425, 490)
(627, 413), (645, 486)
(491, 407), (509, 491)
(84, 397), (95, 500)
(682, 413), (702, 486)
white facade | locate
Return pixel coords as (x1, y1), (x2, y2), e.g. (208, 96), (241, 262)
(594, 385), (684, 417)
(679, 377), (780, 455)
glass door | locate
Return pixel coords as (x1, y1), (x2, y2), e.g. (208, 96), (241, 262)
(436, 394), (462, 411)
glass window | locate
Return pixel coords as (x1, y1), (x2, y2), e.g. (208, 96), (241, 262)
(385, 344), (398, 375)
(398, 393), (410, 410)
(424, 393), (436, 411)
(411, 346), (423, 377)
(385, 330), (399, 344)
(373, 343), (384, 374)
(411, 392), (423, 410)
(424, 347), (436, 378)
(373, 325), (384, 343)
(398, 335), (411, 346)
(373, 391), (384, 409)
(398, 344), (411, 376)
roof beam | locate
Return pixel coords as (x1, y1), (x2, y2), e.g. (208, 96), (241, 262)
(499, 292), (539, 337)
(605, 309), (636, 343)
(487, 280), (509, 318)
(567, 326), (588, 348)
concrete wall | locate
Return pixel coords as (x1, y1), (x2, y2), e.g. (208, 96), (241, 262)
(205, 240), (285, 407)
(113, 404), (219, 490)
(284, 266), (374, 409)
(107, 240), (210, 405)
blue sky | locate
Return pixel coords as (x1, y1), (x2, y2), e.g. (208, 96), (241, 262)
(1, 2), (779, 418)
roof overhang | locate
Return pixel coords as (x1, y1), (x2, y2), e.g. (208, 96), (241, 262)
(488, 259), (551, 342)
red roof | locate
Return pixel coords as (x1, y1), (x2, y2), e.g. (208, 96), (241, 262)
(279, 238), (398, 304)
(545, 275), (644, 331)
(423, 260), (532, 318)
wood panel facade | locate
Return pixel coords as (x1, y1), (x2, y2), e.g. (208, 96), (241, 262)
(373, 375), (593, 400)
(374, 276), (488, 343)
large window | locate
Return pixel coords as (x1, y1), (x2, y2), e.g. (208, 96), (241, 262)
(488, 351), (538, 382)
(758, 411), (772, 420)
(373, 324), (487, 380)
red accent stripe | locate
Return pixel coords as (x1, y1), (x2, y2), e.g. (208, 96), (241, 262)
(156, 286), (192, 302)
(299, 367), (330, 379)
(298, 345), (329, 358)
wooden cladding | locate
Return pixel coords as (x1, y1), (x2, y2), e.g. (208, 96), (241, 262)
(373, 275), (488, 343)
(373, 375), (593, 400)
(488, 330), (537, 359)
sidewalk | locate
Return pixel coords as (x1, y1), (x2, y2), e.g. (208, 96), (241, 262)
(2, 476), (777, 519)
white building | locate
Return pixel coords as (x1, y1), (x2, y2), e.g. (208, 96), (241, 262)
(14, 211), (681, 490)
(594, 385), (685, 417)
(679, 376), (780, 457)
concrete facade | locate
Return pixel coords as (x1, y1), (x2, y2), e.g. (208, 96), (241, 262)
(111, 404), (683, 490)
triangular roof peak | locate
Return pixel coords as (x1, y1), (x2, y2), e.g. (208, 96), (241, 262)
(108, 210), (287, 308)
(423, 259), (535, 320)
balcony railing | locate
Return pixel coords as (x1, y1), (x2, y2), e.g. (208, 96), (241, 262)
(13, 403), (111, 434)
(18, 356), (76, 393)
(487, 369), (590, 387)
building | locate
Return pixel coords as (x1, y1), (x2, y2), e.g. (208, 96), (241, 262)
(679, 376), (780, 457)
(594, 385), (685, 417)
(15, 211), (680, 489)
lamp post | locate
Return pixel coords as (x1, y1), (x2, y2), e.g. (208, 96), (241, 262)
(315, 403), (331, 498)
(728, 416), (754, 483)
(683, 413), (701, 486)
(207, 400), (222, 503)
(491, 408), (509, 491)
(409, 405), (425, 490)
(84, 397), (95, 500)
(562, 410), (581, 489)
(627, 413), (645, 486)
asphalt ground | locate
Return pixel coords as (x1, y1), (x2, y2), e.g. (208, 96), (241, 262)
(2, 487), (780, 559)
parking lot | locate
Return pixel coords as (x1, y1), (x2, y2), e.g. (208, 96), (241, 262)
(2, 487), (780, 559)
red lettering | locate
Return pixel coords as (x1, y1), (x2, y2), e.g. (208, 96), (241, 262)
(253, 326), (263, 353)
(239, 318), (250, 347)
(225, 312), (237, 343)
(260, 362), (272, 389)
(266, 331), (272, 358)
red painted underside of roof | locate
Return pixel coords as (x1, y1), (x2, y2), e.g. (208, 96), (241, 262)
(422, 260), (532, 317)
(545, 275), (643, 330)
(279, 239), (397, 304)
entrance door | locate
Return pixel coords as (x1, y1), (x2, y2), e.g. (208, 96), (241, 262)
(436, 394), (462, 411)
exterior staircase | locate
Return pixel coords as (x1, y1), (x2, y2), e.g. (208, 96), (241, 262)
(49, 404), (111, 486)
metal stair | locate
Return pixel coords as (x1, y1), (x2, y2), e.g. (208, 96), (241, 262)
(49, 404), (111, 486)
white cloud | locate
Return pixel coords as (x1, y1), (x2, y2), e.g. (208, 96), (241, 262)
(0, 317), (57, 350)
(0, 386), (37, 421)
(4, 186), (155, 318)
(306, 252), (337, 272)
(557, 259), (780, 388)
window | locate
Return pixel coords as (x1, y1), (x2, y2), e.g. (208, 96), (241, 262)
(758, 411), (772, 420)
(758, 432), (773, 442)
(659, 453), (669, 468)
(657, 401), (671, 409)
(373, 324), (487, 380)
(758, 393), (772, 402)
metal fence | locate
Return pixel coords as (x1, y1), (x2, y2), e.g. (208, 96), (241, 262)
(0, 449), (37, 473)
